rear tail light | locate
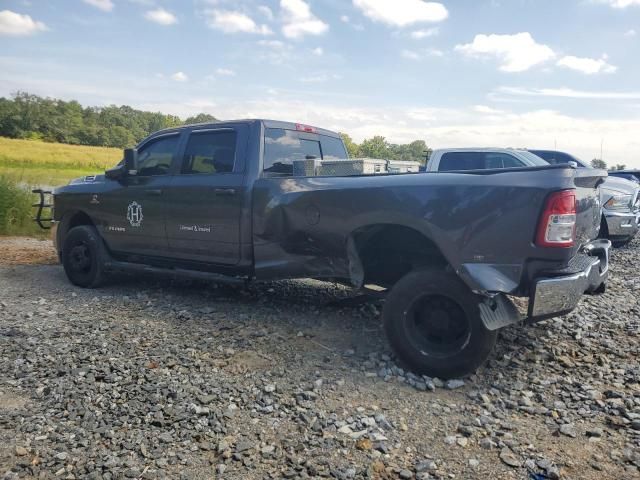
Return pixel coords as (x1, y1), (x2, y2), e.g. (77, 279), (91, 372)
(536, 190), (576, 247)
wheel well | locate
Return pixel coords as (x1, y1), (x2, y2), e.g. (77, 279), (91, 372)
(59, 211), (95, 249)
(67, 211), (94, 231)
(350, 224), (448, 288)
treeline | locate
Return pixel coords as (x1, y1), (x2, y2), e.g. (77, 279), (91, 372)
(0, 92), (217, 149)
(341, 134), (430, 164)
(0, 92), (431, 162)
(591, 159), (627, 171)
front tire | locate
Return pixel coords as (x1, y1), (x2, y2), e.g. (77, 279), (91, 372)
(383, 268), (497, 379)
(61, 225), (107, 288)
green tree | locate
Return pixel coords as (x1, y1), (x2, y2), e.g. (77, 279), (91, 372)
(388, 140), (431, 164)
(610, 164), (626, 171)
(184, 113), (217, 125)
(359, 135), (390, 159)
(591, 159), (607, 169)
(340, 133), (359, 158)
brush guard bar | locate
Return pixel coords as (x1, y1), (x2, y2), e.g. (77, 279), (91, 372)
(32, 189), (53, 230)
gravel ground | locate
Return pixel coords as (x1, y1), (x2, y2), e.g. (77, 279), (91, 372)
(0, 237), (57, 266)
(1, 236), (639, 480)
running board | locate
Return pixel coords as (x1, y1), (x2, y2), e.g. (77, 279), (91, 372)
(103, 260), (247, 285)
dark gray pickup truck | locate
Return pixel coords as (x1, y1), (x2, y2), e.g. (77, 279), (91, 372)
(36, 119), (611, 378)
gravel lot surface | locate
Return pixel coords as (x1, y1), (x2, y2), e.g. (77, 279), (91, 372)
(1, 236), (639, 479)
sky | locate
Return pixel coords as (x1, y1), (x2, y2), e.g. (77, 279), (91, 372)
(1, 0), (640, 167)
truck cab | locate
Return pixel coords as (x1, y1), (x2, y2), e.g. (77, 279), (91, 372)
(53, 120), (349, 271)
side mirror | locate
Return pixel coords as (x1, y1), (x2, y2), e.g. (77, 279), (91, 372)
(124, 148), (138, 175)
(105, 148), (138, 181)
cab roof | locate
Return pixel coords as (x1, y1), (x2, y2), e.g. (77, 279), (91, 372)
(151, 119), (342, 139)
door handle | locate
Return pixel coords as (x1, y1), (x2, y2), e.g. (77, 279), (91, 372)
(215, 188), (236, 196)
(145, 189), (163, 196)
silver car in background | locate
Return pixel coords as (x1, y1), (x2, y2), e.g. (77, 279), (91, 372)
(530, 150), (640, 247)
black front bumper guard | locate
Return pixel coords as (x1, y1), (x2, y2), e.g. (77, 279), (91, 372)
(32, 189), (53, 230)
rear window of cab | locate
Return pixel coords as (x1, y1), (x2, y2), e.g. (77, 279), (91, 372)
(263, 128), (347, 177)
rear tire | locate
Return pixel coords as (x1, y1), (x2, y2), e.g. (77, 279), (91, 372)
(383, 268), (497, 379)
(61, 225), (108, 288)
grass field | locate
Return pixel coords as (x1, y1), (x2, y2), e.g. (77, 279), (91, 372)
(0, 137), (121, 235)
(0, 137), (121, 187)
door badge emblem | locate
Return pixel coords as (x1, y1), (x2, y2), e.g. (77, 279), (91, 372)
(127, 201), (144, 227)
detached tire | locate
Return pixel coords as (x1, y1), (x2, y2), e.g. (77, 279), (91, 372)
(61, 225), (107, 288)
(383, 268), (497, 379)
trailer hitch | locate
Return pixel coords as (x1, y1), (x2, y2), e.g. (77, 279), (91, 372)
(32, 189), (53, 230)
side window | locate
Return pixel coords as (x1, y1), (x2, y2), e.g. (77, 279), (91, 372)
(137, 135), (180, 176)
(439, 152), (484, 171)
(534, 151), (568, 165)
(484, 153), (523, 169)
(182, 130), (237, 175)
(554, 153), (574, 165)
(320, 136), (348, 160)
(264, 128), (321, 177)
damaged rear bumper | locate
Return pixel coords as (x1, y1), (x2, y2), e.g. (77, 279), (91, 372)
(528, 239), (610, 320)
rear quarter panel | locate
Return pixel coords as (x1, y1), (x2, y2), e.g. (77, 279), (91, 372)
(251, 166), (595, 293)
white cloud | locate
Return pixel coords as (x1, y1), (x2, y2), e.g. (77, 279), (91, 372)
(596, 0), (640, 8)
(410, 27), (439, 39)
(258, 5), (274, 20)
(171, 72), (188, 82)
(401, 49), (421, 60)
(402, 47), (444, 60)
(281, 0), (329, 39)
(312, 47), (323, 56)
(144, 8), (178, 26)
(162, 96), (640, 167)
(206, 10), (273, 35)
(425, 47), (444, 57)
(258, 39), (286, 48)
(298, 73), (342, 83)
(256, 39), (292, 64)
(82, 0), (114, 12)
(557, 55), (617, 74)
(455, 32), (555, 72)
(216, 68), (235, 76)
(0, 10), (47, 36)
(340, 15), (350, 22)
(495, 86), (640, 100)
(624, 28), (637, 37)
(353, 0), (448, 27)
(474, 105), (505, 115)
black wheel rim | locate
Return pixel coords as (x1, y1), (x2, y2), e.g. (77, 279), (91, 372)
(405, 294), (472, 359)
(67, 240), (92, 274)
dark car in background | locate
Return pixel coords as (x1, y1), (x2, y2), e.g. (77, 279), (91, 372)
(529, 150), (640, 247)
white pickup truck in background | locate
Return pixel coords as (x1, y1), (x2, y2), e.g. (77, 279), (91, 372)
(425, 148), (549, 172)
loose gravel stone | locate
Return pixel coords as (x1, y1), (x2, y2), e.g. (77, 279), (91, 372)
(1, 236), (640, 479)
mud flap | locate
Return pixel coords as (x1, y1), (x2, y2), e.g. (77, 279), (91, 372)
(478, 294), (523, 331)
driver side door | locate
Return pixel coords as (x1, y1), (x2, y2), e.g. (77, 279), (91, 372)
(100, 132), (183, 257)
